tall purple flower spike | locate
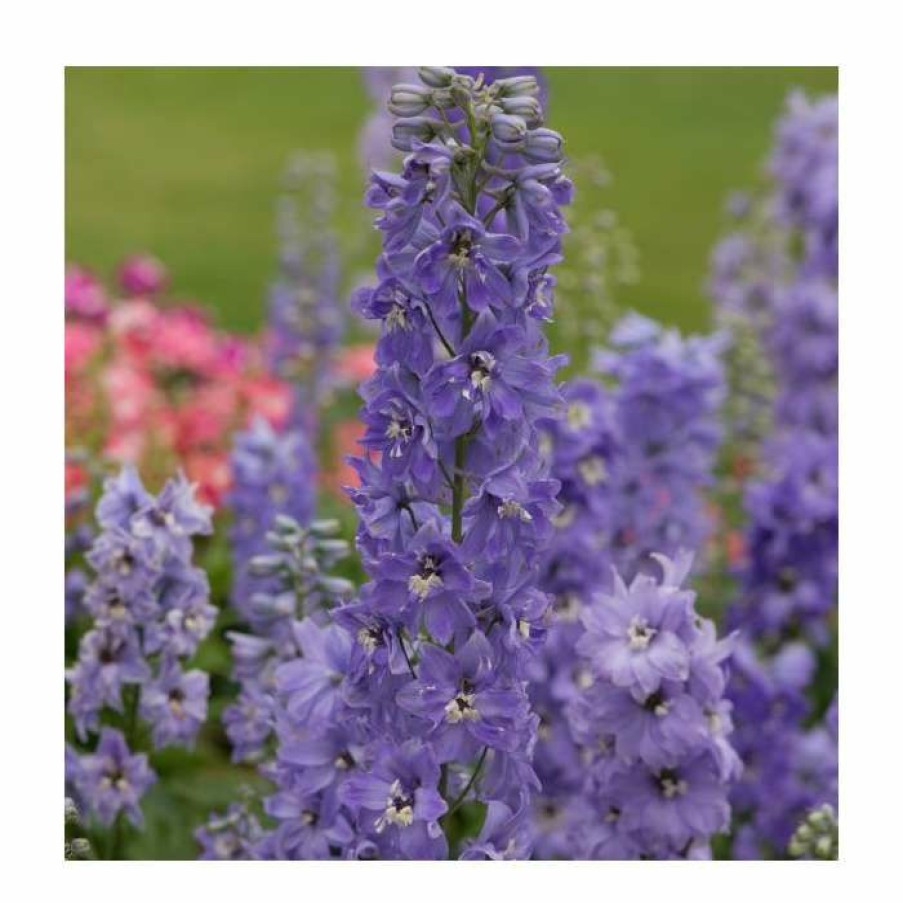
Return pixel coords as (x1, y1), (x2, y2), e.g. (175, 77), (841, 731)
(257, 66), (569, 860)
(712, 92), (838, 858)
(65, 467), (214, 831)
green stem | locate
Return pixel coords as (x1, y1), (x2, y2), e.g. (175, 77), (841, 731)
(451, 436), (467, 544)
(443, 747), (488, 820)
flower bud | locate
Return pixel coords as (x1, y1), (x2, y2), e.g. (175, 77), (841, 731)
(523, 128), (564, 163)
(64, 797), (81, 826)
(500, 95), (542, 127)
(68, 838), (93, 860)
(493, 76), (539, 98)
(310, 518), (342, 537)
(391, 117), (439, 152)
(490, 113), (527, 148)
(273, 514), (303, 535)
(388, 83), (434, 118)
(419, 67), (455, 88)
(248, 554), (283, 578)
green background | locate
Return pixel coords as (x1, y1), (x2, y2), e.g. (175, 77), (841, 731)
(66, 67), (837, 334)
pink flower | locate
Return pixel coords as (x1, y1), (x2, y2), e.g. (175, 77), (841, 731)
(334, 343), (377, 385)
(65, 322), (103, 374)
(118, 254), (169, 297)
(65, 265), (109, 322)
(324, 419), (365, 501)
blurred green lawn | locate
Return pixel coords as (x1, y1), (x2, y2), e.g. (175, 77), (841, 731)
(66, 67), (837, 335)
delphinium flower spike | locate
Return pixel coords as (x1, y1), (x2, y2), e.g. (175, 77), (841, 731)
(712, 92), (838, 858)
(258, 66), (570, 860)
(530, 314), (727, 856)
(267, 152), (343, 435)
(65, 466), (215, 843)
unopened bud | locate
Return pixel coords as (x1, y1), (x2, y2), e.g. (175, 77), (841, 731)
(419, 67), (455, 89)
(493, 76), (539, 99)
(388, 84), (434, 117)
(248, 554), (283, 577)
(500, 95), (542, 127)
(391, 117), (439, 152)
(490, 113), (527, 148)
(523, 128), (564, 163)
(64, 797), (80, 826)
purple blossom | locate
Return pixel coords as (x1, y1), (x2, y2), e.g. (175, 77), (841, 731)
(65, 468), (213, 834)
(72, 728), (156, 828)
(340, 740), (448, 859)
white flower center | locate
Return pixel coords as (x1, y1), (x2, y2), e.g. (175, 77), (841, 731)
(357, 626), (381, 653)
(466, 351), (496, 396)
(660, 776), (688, 799)
(376, 780), (415, 831)
(444, 691), (480, 724)
(497, 499), (532, 522)
(566, 401), (592, 430)
(627, 615), (657, 651)
(551, 504), (576, 529)
(578, 455), (607, 486)
(408, 556), (443, 599)
(385, 305), (409, 332)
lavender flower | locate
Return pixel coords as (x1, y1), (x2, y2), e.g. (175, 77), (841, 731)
(538, 553), (739, 858)
(196, 801), (264, 860)
(65, 467), (214, 834)
(72, 728), (156, 828)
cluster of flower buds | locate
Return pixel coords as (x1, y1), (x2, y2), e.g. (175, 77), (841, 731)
(227, 417), (317, 630)
(65, 467), (214, 829)
(222, 515), (353, 763)
(267, 152), (343, 434)
(195, 798), (265, 860)
(65, 797), (95, 860)
(788, 803), (838, 860)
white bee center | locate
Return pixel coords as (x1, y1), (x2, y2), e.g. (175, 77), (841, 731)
(627, 615), (657, 651)
(707, 708), (723, 735)
(375, 780), (415, 831)
(497, 499), (532, 522)
(660, 776), (688, 799)
(466, 351), (496, 396)
(567, 401), (592, 430)
(385, 305), (409, 332)
(409, 574), (441, 598)
(517, 618), (531, 640)
(357, 627), (380, 652)
(554, 592), (581, 623)
(444, 692), (480, 724)
(552, 505), (576, 529)
(578, 455), (607, 486)
(385, 418), (412, 445)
